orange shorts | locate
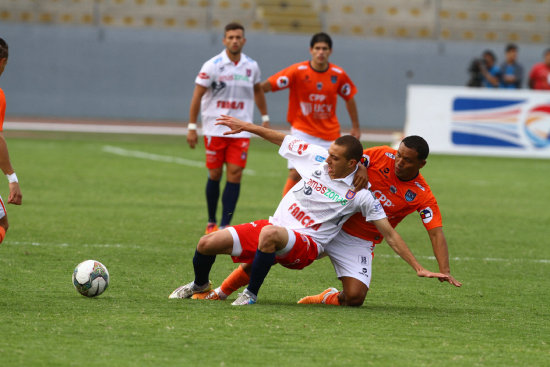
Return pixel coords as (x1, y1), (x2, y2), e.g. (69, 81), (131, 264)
(228, 219), (320, 270)
(204, 136), (250, 169)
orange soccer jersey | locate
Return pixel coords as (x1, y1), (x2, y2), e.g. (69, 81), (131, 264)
(267, 61), (357, 141)
(342, 146), (443, 243)
(0, 87), (5, 131)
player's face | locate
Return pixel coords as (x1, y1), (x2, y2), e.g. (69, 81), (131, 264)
(394, 143), (426, 181)
(309, 42), (332, 67)
(223, 29), (246, 56)
(326, 143), (355, 179)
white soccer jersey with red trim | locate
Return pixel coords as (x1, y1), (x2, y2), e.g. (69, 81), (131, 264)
(195, 50), (261, 138)
(269, 135), (387, 248)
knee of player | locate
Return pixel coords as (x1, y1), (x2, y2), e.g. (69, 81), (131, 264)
(258, 226), (284, 252)
(342, 289), (368, 307)
(196, 234), (216, 254)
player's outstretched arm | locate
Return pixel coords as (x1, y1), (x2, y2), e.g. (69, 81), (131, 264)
(428, 227), (462, 287)
(216, 115), (285, 146)
(372, 218), (448, 281)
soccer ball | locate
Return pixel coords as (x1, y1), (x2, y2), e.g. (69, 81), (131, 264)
(72, 260), (110, 297)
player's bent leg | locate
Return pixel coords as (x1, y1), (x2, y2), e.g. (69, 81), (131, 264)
(196, 228), (235, 255)
(339, 276), (368, 307)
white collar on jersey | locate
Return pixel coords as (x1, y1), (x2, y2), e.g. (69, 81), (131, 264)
(220, 49), (249, 66)
(321, 162), (358, 186)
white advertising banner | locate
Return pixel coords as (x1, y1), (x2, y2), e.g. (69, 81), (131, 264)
(405, 85), (550, 158)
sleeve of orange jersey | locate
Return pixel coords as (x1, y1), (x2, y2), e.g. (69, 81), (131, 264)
(337, 70), (358, 102)
(267, 63), (297, 92)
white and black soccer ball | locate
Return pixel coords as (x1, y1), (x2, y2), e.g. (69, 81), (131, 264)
(72, 260), (110, 297)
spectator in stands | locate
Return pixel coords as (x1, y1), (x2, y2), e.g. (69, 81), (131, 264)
(499, 44), (523, 89)
(467, 50), (500, 88)
(528, 48), (550, 90)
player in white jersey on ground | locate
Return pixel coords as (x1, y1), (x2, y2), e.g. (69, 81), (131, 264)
(186, 22), (269, 234)
(169, 116), (449, 305)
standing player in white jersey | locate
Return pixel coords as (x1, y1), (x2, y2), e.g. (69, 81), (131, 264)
(169, 116), (449, 305)
(187, 22), (269, 234)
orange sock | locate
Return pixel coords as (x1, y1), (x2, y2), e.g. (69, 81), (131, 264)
(324, 292), (341, 306)
(220, 265), (250, 296)
(282, 178), (300, 197)
(0, 226), (5, 244)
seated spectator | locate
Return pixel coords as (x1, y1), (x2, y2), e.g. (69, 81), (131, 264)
(467, 50), (500, 88)
(528, 48), (550, 90)
(500, 44), (523, 88)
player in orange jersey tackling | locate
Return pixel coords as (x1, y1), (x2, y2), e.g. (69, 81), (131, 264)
(0, 38), (23, 245)
(191, 135), (461, 305)
(261, 33), (361, 196)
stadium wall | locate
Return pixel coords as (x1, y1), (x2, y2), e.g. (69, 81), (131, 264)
(0, 23), (547, 131)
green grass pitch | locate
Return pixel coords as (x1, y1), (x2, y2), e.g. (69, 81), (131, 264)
(0, 131), (548, 366)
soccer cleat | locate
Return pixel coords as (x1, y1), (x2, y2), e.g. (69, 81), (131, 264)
(205, 223), (219, 234)
(297, 287), (339, 304)
(231, 289), (257, 306)
(191, 289), (222, 301)
(168, 280), (212, 299)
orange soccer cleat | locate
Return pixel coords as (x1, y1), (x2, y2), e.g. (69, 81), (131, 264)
(204, 223), (219, 234)
(297, 287), (339, 304)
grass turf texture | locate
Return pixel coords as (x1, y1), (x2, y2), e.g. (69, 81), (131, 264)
(0, 131), (548, 366)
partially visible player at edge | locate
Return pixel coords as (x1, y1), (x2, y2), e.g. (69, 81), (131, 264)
(186, 22), (269, 234)
(194, 136), (462, 306)
(0, 38), (23, 245)
(261, 32), (360, 196)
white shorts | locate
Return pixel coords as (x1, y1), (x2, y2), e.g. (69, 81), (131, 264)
(287, 128), (333, 169)
(324, 230), (375, 288)
(0, 195), (6, 219)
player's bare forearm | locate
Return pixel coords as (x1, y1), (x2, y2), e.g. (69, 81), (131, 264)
(216, 115), (285, 146)
(428, 227), (462, 287)
(345, 98), (361, 139)
(187, 84), (207, 149)
(260, 80), (272, 93)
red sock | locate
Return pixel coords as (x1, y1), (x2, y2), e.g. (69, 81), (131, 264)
(0, 226), (6, 244)
(324, 292), (341, 306)
(220, 265), (250, 296)
(282, 178), (300, 197)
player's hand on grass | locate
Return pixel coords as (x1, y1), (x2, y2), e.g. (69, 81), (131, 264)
(187, 129), (198, 149)
(439, 274), (462, 287)
(416, 268), (449, 282)
(8, 182), (22, 205)
(216, 115), (247, 135)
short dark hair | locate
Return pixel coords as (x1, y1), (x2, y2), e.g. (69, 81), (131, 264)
(505, 43), (518, 52)
(0, 38), (8, 60)
(310, 32), (332, 49)
(482, 50), (496, 62)
(225, 22), (245, 36)
(334, 135), (363, 162)
(401, 135), (429, 161)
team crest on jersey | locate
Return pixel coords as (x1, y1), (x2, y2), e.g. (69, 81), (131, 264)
(312, 169), (322, 178)
(317, 82), (323, 90)
(246, 69), (251, 77)
(345, 190), (356, 200)
(331, 75), (338, 83)
(390, 185), (397, 194)
(420, 207), (433, 223)
(405, 189), (417, 202)
(277, 76), (289, 88)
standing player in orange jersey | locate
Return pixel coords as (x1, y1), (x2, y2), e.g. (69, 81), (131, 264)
(0, 38), (23, 245)
(261, 32), (361, 196)
(192, 136), (461, 305)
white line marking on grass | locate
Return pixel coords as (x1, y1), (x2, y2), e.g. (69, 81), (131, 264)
(101, 145), (258, 176)
(7, 240), (143, 250)
(377, 254), (550, 264)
